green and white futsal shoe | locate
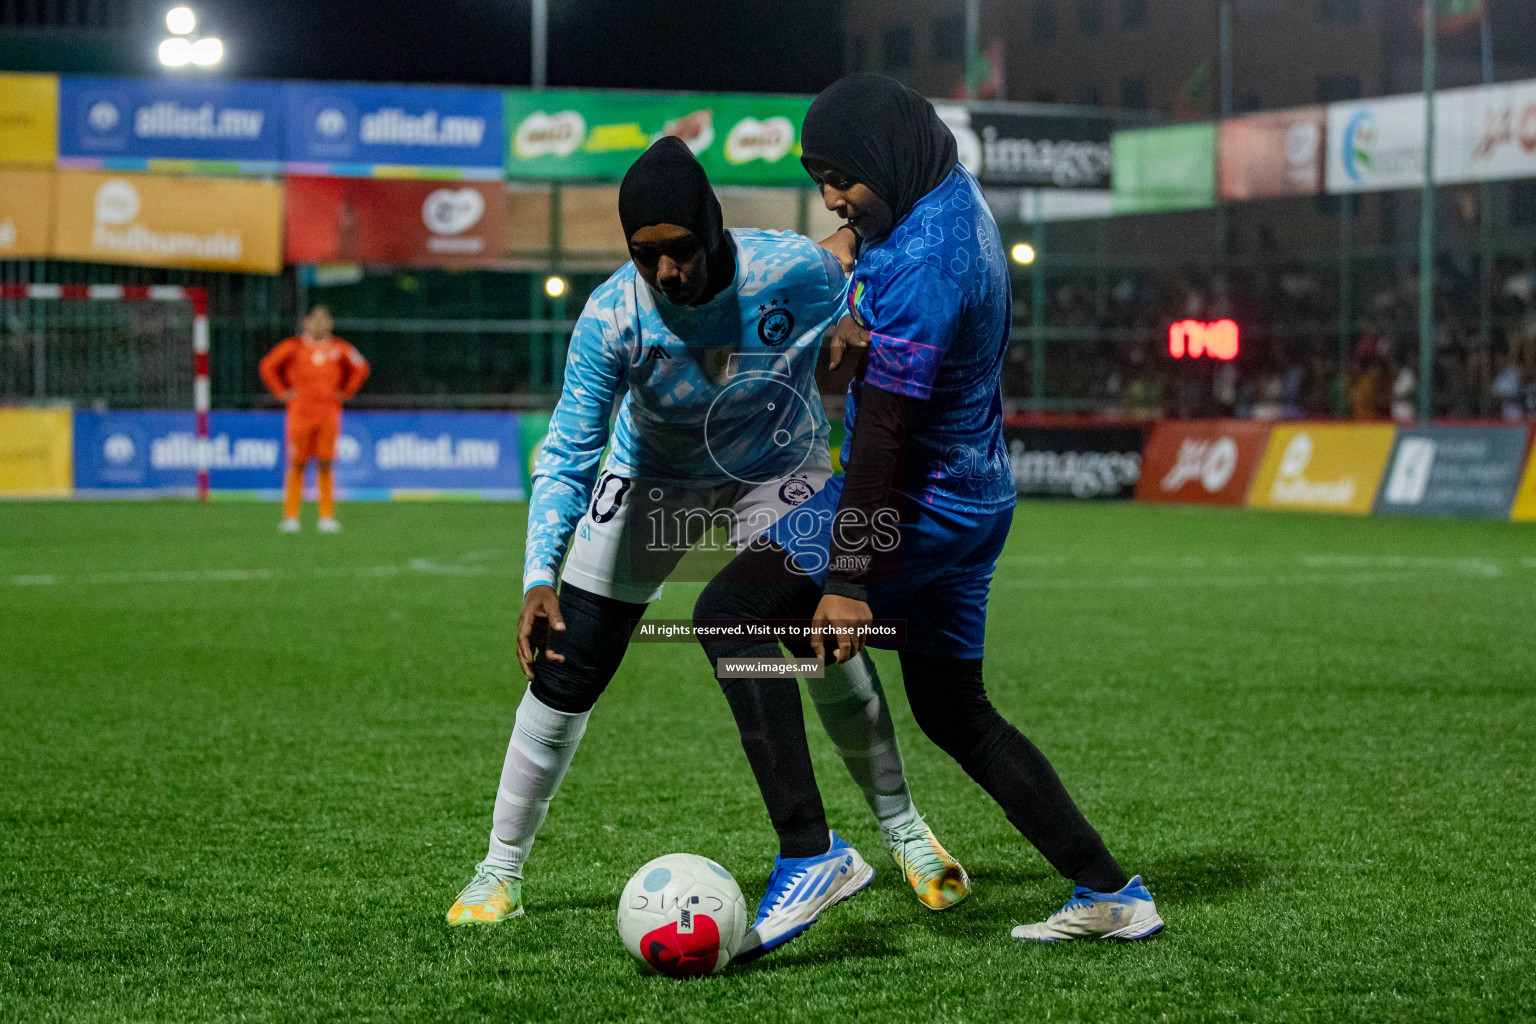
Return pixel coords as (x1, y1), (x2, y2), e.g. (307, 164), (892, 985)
(446, 861), (524, 926)
(881, 815), (971, 911)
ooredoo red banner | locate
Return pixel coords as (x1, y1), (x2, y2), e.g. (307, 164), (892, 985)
(1218, 105), (1326, 201)
(1135, 420), (1272, 506)
(284, 176), (506, 266)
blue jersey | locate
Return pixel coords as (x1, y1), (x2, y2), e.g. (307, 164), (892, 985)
(844, 166), (1015, 515)
(524, 229), (847, 591)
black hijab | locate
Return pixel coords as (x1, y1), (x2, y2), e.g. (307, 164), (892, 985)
(618, 136), (735, 303)
(800, 74), (959, 230)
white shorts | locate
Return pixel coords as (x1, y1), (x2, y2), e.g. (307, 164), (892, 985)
(560, 461), (833, 604)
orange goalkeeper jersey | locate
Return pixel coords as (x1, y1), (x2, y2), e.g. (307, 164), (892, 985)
(259, 336), (369, 419)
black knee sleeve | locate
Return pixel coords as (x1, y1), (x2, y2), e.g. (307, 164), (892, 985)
(902, 653), (1008, 770)
(694, 542), (822, 680)
(529, 584), (647, 714)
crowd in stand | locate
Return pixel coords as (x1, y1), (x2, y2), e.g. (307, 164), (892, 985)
(1008, 257), (1536, 422)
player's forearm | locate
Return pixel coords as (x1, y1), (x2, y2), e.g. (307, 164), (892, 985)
(824, 383), (908, 601)
(523, 475), (590, 591)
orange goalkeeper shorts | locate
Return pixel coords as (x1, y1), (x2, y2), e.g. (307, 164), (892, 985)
(286, 414), (340, 461)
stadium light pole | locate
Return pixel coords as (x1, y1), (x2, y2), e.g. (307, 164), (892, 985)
(963, 0), (980, 99)
(531, 0), (547, 90)
(1418, 1), (1437, 423)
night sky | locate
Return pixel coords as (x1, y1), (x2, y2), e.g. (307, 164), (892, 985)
(188, 0), (846, 93)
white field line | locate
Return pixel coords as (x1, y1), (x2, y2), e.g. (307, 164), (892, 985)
(994, 570), (1487, 591)
(6, 554), (1527, 591)
(4, 559), (516, 588)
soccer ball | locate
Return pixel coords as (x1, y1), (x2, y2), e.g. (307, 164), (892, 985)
(616, 853), (748, 978)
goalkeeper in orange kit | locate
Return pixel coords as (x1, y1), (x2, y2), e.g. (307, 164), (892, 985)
(258, 305), (369, 533)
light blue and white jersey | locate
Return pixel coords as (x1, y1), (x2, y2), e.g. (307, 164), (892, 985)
(524, 229), (847, 591)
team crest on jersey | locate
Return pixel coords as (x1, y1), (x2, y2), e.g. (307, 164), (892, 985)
(757, 300), (795, 347)
(778, 476), (815, 506)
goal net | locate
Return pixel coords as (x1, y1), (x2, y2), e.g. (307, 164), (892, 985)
(0, 284), (210, 495)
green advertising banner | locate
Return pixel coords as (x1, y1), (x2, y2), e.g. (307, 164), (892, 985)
(1112, 122), (1217, 214)
(504, 89), (813, 185)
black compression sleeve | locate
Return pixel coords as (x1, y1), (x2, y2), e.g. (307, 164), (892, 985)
(824, 383), (908, 601)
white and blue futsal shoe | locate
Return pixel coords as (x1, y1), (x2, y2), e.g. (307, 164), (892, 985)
(733, 832), (874, 963)
(1011, 875), (1165, 942)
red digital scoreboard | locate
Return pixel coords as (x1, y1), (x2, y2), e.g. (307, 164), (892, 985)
(1168, 319), (1240, 360)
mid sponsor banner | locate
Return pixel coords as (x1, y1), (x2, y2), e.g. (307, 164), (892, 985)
(284, 177), (506, 266)
(73, 411), (525, 497)
(505, 90), (812, 185)
(1004, 424), (1146, 500)
(1326, 94), (1426, 193)
(0, 73), (59, 165)
(331, 412), (523, 495)
(1218, 106), (1325, 201)
(74, 411), (284, 494)
(51, 169), (284, 274)
(284, 83), (504, 179)
(57, 76), (284, 172)
(1247, 424), (1396, 515)
(1437, 79), (1536, 187)
(936, 105), (1115, 189)
(1135, 420), (1271, 506)
(1111, 123), (1216, 213)
(0, 169), (55, 258)
(1375, 424), (1529, 518)
(0, 409), (72, 497)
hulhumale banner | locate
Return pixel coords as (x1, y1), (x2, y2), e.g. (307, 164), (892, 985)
(73, 411), (526, 498)
(1247, 424), (1397, 515)
(51, 169), (285, 274)
(1374, 424), (1530, 519)
(57, 76), (285, 172)
(505, 90), (813, 185)
(285, 83), (504, 178)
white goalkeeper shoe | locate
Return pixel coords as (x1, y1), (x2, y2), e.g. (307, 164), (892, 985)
(279, 518), (300, 533)
(317, 518), (342, 533)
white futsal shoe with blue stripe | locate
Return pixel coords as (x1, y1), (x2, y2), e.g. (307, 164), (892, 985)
(1010, 875), (1165, 942)
(733, 832), (874, 963)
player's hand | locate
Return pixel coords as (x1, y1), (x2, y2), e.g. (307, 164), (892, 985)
(818, 226), (859, 275)
(279, 389), (296, 403)
(810, 593), (872, 665)
(516, 584), (566, 681)
(332, 390), (349, 403)
(827, 315), (870, 371)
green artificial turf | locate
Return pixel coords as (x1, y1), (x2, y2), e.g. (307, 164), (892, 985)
(2, 500), (1533, 1023)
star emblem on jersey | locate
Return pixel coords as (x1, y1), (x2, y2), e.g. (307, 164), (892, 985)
(757, 300), (795, 347)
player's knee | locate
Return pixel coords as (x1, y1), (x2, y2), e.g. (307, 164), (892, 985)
(692, 578), (743, 630)
(317, 459), (333, 471)
(903, 653), (995, 760)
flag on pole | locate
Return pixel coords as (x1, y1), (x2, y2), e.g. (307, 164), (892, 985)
(1418, 0), (1484, 35)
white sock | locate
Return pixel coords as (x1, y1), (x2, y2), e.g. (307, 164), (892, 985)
(484, 688), (590, 878)
(805, 651), (919, 830)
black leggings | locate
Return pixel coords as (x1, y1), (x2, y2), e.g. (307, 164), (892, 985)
(694, 542), (1127, 890)
(529, 583), (648, 714)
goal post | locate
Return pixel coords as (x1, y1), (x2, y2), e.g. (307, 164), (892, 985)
(0, 284), (210, 499)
